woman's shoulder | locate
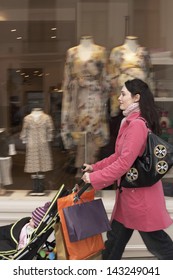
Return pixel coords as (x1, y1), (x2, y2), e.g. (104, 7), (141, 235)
(128, 116), (148, 131)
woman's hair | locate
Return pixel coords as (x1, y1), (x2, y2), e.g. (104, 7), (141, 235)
(125, 79), (160, 134)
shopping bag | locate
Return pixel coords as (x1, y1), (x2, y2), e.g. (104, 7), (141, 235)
(63, 198), (111, 242)
(54, 222), (68, 260)
(85, 250), (102, 260)
(57, 189), (105, 260)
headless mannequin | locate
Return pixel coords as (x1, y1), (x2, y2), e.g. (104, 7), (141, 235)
(21, 107), (54, 196)
(30, 108), (45, 196)
(124, 36), (139, 53)
(31, 108), (43, 121)
(78, 36), (94, 61)
(61, 35), (108, 179)
(103, 36), (140, 162)
(123, 36), (140, 63)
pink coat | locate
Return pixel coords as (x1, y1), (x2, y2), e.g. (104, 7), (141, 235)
(90, 112), (172, 231)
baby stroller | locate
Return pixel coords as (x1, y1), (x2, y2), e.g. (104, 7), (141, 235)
(0, 184), (69, 260)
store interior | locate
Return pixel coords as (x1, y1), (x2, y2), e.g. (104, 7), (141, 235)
(0, 0), (173, 196)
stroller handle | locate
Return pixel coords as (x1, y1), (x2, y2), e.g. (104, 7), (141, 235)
(75, 165), (88, 186)
(76, 178), (86, 187)
(73, 183), (91, 203)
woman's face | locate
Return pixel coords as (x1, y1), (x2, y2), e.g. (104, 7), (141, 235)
(118, 84), (137, 111)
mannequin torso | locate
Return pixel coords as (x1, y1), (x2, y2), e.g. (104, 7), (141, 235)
(31, 108), (43, 121)
(124, 36), (139, 53)
(109, 35), (154, 117)
(61, 36), (109, 166)
(78, 36), (94, 61)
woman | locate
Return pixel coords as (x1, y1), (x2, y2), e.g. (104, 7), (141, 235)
(82, 78), (173, 260)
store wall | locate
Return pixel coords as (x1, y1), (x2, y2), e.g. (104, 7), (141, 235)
(160, 0), (173, 52)
(77, 0), (131, 50)
(132, 0), (160, 50)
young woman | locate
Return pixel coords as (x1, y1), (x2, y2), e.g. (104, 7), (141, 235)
(82, 78), (173, 259)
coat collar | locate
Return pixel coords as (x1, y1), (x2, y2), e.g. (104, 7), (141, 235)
(118, 111), (141, 138)
(125, 111), (141, 124)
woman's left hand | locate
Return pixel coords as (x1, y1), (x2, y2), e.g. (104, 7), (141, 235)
(82, 172), (91, 184)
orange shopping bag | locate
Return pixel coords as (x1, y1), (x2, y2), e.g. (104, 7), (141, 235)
(57, 188), (104, 260)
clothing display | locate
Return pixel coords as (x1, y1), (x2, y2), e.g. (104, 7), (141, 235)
(109, 36), (154, 117)
(20, 109), (54, 173)
(61, 36), (109, 168)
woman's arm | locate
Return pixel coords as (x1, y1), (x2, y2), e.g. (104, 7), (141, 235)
(90, 120), (148, 189)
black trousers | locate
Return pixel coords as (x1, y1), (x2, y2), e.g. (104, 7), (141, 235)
(102, 219), (173, 260)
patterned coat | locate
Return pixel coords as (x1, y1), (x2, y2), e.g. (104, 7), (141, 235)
(20, 112), (54, 173)
(90, 112), (172, 231)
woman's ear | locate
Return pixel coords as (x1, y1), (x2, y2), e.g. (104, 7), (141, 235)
(134, 93), (140, 102)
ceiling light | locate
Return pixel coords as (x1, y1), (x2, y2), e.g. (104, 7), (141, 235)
(11, 29), (17, 32)
(51, 27), (57, 30)
(16, 36), (22, 40)
(51, 36), (56, 39)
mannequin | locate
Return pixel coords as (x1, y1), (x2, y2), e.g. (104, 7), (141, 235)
(31, 108), (43, 121)
(0, 128), (16, 195)
(20, 108), (54, 196)
(124, 36), (139, 53)
(78, 36), (94, 61)
(108, 35), (154, 117)
(103, 36), (155, 159)
(61, 36), (109, 178)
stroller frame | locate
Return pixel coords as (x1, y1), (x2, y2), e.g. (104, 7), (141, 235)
(0, 184), (68, 260)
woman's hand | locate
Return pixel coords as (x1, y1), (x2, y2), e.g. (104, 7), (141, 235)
(82, 172), (91, 184)
(82, 163), (93, 172)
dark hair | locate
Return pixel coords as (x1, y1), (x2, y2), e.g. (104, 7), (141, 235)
(125, 79), (160, 134)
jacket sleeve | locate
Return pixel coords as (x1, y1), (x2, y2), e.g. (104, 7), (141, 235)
(90, 120), (148, 189)
(92, 152), (118, 171)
